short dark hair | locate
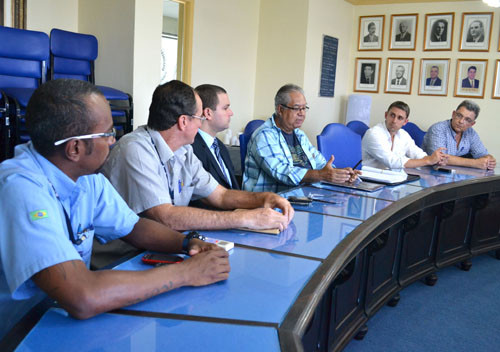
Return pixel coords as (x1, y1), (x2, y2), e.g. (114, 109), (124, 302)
(274, 84), (304, 111)
(195, 84), (227, 111)
(468, 66), (477, 72)
(387, 101), (410, 119)
(147, 80), (197, 131)
(456, 100), (480, 119)
(26, 79), (103, 157)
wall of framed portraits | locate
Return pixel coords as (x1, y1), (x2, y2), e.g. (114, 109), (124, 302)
(351, 1), (500, 160)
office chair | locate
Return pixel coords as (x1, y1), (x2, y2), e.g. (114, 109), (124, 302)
(49, 28), (133, 136)
(402, 122), (426, 148)
(239, 119), (264, 174)
(346, 120), (369, 138)
(317, 123), (362, 169)
(0, 26), (50, 153)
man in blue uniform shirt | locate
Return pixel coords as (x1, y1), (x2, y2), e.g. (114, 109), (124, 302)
(0, 79), (230, 340)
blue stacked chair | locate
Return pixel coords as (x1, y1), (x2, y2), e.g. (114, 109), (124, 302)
(49, 28), (133, 138)
(402, 122), (426, 148)
(317, 123), (362, 169)
(0, 26), (50, 156)
(239, 119), (264, 174)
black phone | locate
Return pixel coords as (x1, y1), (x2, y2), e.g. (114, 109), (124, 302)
(142, 253), (184, 266)
(287, 196), (312, 205)
(434, 166), (452, 173)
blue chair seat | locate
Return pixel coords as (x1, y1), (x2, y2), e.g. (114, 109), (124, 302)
(346, 120), (369, 138)
(317, 123), (362, 169)
(402, 122), (426, 148)
(239, 119), (265, 173)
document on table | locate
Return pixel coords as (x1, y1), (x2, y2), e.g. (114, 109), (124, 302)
(359, 166), (408, 184)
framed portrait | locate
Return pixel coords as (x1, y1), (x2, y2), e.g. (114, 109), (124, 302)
(385, 58), (414, 94)
(358, 15), (385, 51)
(423, 13), (454, 51)
(493, 60), (500, 99)
(459, 12), (493, 52)
(454, 59), (488, 98)
(389, 14), (418, 50)
(354, 58), (381, 93)
(418, 59), (450, 96)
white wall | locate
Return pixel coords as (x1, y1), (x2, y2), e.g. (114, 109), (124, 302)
(132, 0), (164, 127)
(191, 0), (261, 137)
(253, 0), (309, 119)
(302, 0), (355, 143)
(78, 0), (135, 96)
(352, 1), (500, 158)
(27, 0), (78, 34)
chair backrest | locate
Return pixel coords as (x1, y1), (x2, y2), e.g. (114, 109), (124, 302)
(0, 26), (49, 89)
(50, 28), (98, 82)
(346, 120), (369, 138)
(317, 123), (362, 169)
(239, 119), (265, 174)
(402, 122), (426, 148)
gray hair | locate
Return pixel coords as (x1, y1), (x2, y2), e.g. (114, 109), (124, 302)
(274, 84), (305, 112)
(456, 100), (480, 119)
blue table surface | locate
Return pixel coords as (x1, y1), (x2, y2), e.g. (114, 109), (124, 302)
(15, 309), (280, 352)
(199, 211), (362, 259)
(113, 247), (320, 324)
(281, 187), (393, 220)
(309, 182), (422, 201)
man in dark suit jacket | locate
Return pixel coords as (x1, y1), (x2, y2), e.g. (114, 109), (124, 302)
(360, 64), (375, 84)
(192, 84), (239, 190)
(395, 21), (411, 42)
(425, 66), (442, 86)
(461, 66), (480, 89)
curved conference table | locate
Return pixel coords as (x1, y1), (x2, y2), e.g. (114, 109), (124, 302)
(4, 165), (500, 352)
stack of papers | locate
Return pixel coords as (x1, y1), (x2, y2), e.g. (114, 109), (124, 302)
(359, 166), (408, 184)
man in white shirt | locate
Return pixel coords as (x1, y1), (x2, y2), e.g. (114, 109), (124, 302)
(362, 101), (446, 170)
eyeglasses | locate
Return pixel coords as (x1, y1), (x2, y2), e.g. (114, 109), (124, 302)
(280, 104), (310, 113)
(54, 128), (117, 146)
(454, 112), (475, 125)
(188, 114), (207, 121)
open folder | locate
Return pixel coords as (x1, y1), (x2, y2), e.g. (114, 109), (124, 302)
(359, 166), (419, 185)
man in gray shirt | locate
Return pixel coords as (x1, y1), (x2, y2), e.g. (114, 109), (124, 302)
(102, 80), (293, 232)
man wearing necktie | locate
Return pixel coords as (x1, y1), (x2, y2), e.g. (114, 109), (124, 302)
(425, 66), (442, 87)
(192, 84), (239, 190)
(391, 65), (407, 86)
(461, 66), (480, 89)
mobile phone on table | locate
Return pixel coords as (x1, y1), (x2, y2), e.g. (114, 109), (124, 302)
(142, 253), (184, 265)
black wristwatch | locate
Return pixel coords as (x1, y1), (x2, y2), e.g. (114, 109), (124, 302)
(182, 231), (206, 254)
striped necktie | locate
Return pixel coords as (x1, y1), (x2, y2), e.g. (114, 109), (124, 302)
(212, 139), (231, 185)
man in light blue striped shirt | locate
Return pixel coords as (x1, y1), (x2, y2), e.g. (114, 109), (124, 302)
(243, 84), (358, 192)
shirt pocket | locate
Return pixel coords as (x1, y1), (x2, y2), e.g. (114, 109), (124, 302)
(73, 227), (95, 266)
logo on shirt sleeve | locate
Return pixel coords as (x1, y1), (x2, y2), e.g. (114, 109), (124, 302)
(30, 210), (48, 221)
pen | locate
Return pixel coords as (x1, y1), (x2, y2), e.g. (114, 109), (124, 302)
(352, 159), (362, 170)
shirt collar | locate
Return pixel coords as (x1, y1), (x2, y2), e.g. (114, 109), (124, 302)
(28, 142), (82, 201)
(198, 129), (215, 148)
(447, 119), (458, 138)
(144, 125), (175, 163)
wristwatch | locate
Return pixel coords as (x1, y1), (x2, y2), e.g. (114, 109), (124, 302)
(182, 231), (206, 254)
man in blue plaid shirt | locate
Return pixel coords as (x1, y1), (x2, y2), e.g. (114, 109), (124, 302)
(243, 84), (359, 192)
(422, 100), (496, 170)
